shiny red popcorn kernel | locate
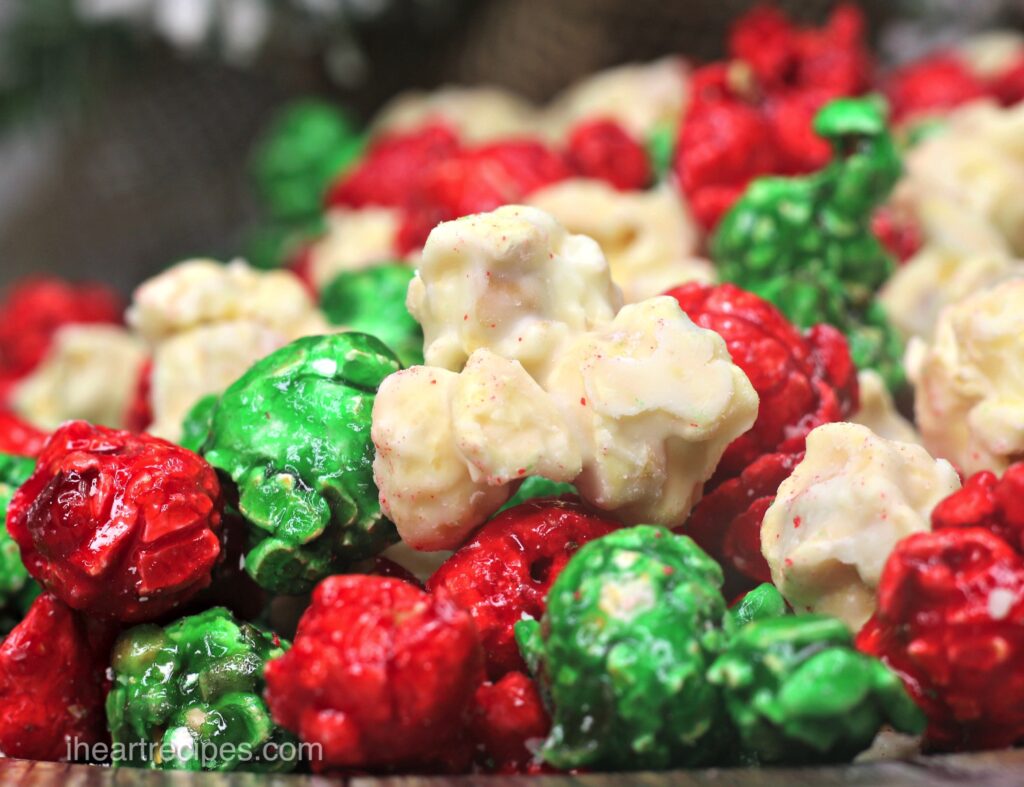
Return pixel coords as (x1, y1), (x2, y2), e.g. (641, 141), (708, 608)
(684, 451), (803, 596)
(325, 123), (461, 209)
(427, 497), (620, 679)
(932, 463), (1024, 555)
(882, 53), (988, 123)
(564, 119), (651, 191)
(0, 593), (118, 761)
(0, 410), (48, 457)
(857, 528), (1024, 751)
(472, 671), (551, 774)
(7, 421), (223, 622)
(872, 205), (924, 263)
(989, 55), (1024, 106)
(0, 277), (122, 382)
(123, 358), (153, 433)
(666, 282), (857, 484)
(265, 574), (484, 774)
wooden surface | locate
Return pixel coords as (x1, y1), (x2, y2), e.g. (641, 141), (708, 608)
(1, 750), (1024, 787)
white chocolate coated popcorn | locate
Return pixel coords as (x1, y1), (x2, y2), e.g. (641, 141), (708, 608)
(11, 325), (146, 430)
(307, 207), (403, 291)
(761, 423), (960, 631)
(543, 296), (757, 526)
(879, 193), (1018, 340)
(129, 259), (326, 342)
(543, 57), (689, 140)
(900, 102), (1024, 256)
(527, 179), (713, 302)
(407, 205), (622, 378)
(129, 259), (330, 440)
(956, 30), (1024, 78)
(371, 85), (539, 143)
(912, 279), (1024, 475)
(850, 370), (921, 446)
(375, 282), (758, 548)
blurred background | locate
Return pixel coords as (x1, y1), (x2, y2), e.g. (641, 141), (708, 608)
(1, 0), (1023, 291)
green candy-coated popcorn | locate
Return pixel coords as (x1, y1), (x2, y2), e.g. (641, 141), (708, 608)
(516, 525), (730, 771)
(0, 453), (39, 631)
(707, 615), (925, 765)
(724, 583), (788, 635)
(203, 333), (401, 594)
(251, 100), (365, 222)
(107, 607), (295, 772)
(180, 395), (220, 454)
(713, 97), (904, 388)
(320, 265), (423, 367)
(646, 120), (677, 182)
(498, 476), (578, 513)
(243, 217), (324, 271)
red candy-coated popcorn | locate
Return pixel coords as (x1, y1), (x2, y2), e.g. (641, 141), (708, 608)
(0, 410), (48, 457)
(684, 451), (803, 595)
(265, 574), (484, 774)
(564, 119), (651, 191)
(7, 421), (223, 622)
(400, 140), (572, 252)
(326, 123), (460, 210)
(0, 593), (117, 761)
(932, 463), (1024, 555)
(857, 528), (1024, 750)
(472, 671), (551, 774)
(667, 283), (857, 484)
(677, 4), (871, 230)
(883, 54), (989, 124)
(872, 205), (924, 263)
(427, 498), (620, 679)
(0, 277), (122, 383)
(990, 56), (1024, 107)
(123, 358), (153, 433)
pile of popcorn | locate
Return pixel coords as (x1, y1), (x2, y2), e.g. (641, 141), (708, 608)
(2, 3), (1024, 776)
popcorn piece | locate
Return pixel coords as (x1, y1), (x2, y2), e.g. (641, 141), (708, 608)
(900, 102), (1024, 256)
(10, 325), (146, 430)
(543, 297), (758, 526)
(128, 259), (329, 441)
(527, 179), (713, 302)
(407, 206), (622, 377)
(371, 85), (539, 143)
(761, 422), (961, 630)
(129, 258), (326, 343)
(305, 207), (403, 292)
(851, 370), (920, 445)
(912, 279), (1024, 475)
(543, 58), (690, 140)
(879, 196), (1021, 340)
(375, 298), (757, 549)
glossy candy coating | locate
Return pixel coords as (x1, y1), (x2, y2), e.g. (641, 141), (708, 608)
(0, 410), (47, 457)
(0, 592), (116, 761)
(251, 100), (365, 222)
(712, 98), (905, 389)
(666, 282), (857, 484)
(516, 526), (729, 771)
(320, 265), (423, 367)
(107, 607), (294, 772)
(883, 54), (988, 124)
(498, 476), (577, 512)
(180, 394), (220, 454)
(264, 574), (483, 774)
(564, 119), (651, 191)
(857, 528), (1024, 750)
(685, 452), (803, 596)
(203, 334), (401, 594)
(724, 583), (789, 633)
(709, 614), (924, 764)
(930, 462), (1024, 554)
(7, 421), (223, 622)
(472, 671), (551, 774)
(0, 453), (38, 630)
(428, 498), (620, 678)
